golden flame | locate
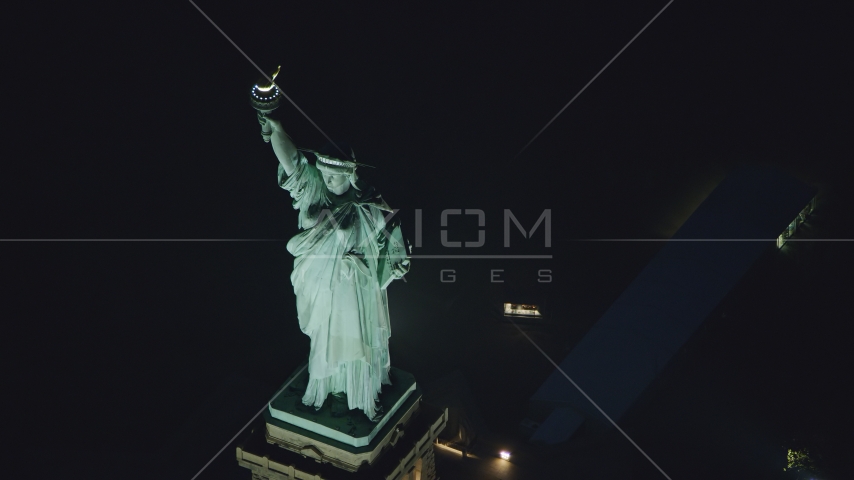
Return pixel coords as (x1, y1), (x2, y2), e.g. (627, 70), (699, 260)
(256, 65), (281, 92)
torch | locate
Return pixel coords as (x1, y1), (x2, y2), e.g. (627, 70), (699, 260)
(250, 65), (282, 143)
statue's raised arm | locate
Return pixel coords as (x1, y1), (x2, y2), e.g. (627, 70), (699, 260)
(250, 65), (298, 176)
(263, 116), (299, 176)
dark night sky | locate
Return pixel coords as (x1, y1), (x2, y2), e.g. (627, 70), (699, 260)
(2, 1), (853, 479)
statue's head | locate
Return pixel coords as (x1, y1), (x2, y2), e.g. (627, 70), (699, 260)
(315, 141), (358, 195)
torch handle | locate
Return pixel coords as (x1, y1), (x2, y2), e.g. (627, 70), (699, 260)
(261, 119), (272, 143)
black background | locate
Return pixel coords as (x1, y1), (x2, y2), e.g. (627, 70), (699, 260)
(2, 1), (853, 479)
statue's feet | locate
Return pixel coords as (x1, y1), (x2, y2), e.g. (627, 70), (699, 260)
(296, 400), (320, 414)
(331, 392), (348, 418)
(369, 404), (385, 423)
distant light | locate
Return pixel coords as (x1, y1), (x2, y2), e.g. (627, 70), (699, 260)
(504, 303), (542, 318)
(500, 451), (511, 460)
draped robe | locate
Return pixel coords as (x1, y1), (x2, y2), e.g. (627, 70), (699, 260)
(279, 153), (393, 419)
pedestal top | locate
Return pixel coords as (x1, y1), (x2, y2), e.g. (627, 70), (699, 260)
(267, 364), (417, 448)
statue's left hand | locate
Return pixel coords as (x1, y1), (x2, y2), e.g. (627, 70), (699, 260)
(391, 258), (410, 279)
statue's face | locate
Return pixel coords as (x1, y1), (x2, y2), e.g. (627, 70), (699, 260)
(321, 172), (349, 194)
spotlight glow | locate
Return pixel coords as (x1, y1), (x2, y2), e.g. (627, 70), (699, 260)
(499, 450), (511, 460)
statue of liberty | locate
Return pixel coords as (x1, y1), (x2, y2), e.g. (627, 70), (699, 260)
(256, 105), (410, 422)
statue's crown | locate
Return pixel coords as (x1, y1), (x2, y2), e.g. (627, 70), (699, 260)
(317, 154), (355, 168)
(301, 147), (374, 171)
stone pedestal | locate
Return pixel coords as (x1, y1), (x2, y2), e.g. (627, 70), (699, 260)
(237, 365), (447, 480)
